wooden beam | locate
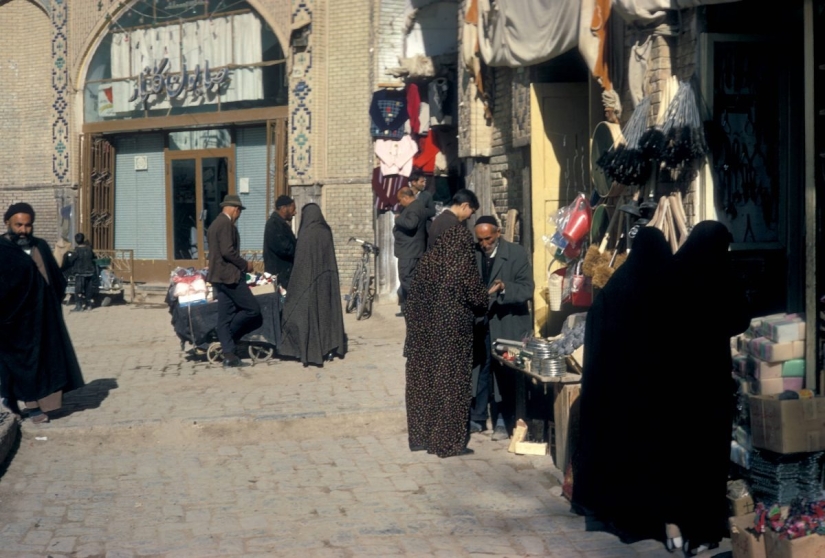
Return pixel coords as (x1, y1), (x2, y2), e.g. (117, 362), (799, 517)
(803, 0), (818, 393)
(82, 106), (288, 135)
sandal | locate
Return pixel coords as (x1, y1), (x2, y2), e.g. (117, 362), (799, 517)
(665, 524), (682, 553)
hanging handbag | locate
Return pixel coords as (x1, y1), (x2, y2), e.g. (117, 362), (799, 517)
(567, 260), (593, 308)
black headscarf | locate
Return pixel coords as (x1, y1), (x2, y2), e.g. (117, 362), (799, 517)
(279, 204), (346, 365)
(573, 227), (675, 540)
(666, 220), (750, 545)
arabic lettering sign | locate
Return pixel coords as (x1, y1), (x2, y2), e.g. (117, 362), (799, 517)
(128, 57), (229, 104)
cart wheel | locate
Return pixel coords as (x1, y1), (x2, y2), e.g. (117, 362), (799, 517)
(248, 344), (274, 364)
(207, 342), (224, 364)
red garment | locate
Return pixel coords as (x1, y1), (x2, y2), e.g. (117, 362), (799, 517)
(406, 83), (421, 135)
(413, 133), (440, 174)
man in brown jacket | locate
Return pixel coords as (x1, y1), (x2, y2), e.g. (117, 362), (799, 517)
(207, 195), (262, 368)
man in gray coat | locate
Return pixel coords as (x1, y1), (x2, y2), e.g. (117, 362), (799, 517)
(393, 186), (434, 316)
(207, 194), (262, 368)
(470, 216), (534, 440)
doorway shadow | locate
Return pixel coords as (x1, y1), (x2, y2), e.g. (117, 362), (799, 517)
(48, 378), (119, 420)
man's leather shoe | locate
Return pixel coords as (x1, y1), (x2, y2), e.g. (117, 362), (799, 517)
(469, 421), (484, 434)
(222, 357), (249, 369)
(491, 424), (509, 441)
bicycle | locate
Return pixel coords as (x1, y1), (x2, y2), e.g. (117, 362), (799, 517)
(345, 237), (379, 320)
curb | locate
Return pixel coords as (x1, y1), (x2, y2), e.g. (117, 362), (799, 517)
(0, 411), (20, 470)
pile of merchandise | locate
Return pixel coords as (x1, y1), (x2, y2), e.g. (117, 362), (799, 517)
(749, 449), (824, 505)
(753, 499), (825, 540)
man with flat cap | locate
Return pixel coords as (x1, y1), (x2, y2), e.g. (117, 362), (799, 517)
(1, 202), (85, 423)
(263, 195), (297, 289)
(207, 194), (262, 368)
(470, 215), (534, 441)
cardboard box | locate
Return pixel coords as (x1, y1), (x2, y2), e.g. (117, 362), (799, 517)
(750, 395), (825, 454)
(782, 359), (805, 378)
(763, 318), (805, 343)
(250, 283), (276, 296)
(755, 378), (784, 396)
(792, 340), (805, 359)
(749, 338), (796, 363)
(729, 494), (755, 517)
(748, 355), (783, 380)
(731, 514), (766, 558)
(765, 529), (825, 558)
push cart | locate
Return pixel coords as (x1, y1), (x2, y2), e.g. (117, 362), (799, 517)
(170, 290), (282, 365)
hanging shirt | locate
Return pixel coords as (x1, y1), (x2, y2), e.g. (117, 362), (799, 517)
(375, 136), (418, 177)
(369, 89), (408, 139)
(413, 133), (440, 174)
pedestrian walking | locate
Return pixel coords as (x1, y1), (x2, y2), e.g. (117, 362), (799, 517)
(206, 194), (262, 368)
(1, 203), (85, 423)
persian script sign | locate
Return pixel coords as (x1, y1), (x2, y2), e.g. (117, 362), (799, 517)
(129, 58), (229, 104)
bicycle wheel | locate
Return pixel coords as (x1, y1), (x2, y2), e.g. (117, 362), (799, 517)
(355, 264), (369, 320)
(346, 262), (363, 313)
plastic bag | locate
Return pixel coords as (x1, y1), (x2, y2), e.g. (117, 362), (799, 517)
(547, 194), (592, 259)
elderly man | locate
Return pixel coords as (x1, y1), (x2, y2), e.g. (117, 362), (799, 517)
(1, 203), (85, 423)
(207, 194), (262, 368)
(393, 186), (434, 316)
(470, 215), (534, 441)
(263, 195), (297, 289)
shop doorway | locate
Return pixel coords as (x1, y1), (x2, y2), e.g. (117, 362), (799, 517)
(165, 149), (235, 269)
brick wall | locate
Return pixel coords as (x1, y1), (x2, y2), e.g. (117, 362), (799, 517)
(322, 183), (374, 292)
(0, 1), (53, 190)
(325, 0), (374, 180)
(376, 0), (406, 80)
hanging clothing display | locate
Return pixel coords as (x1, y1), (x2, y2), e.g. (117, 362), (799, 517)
(428, 78), (453, 126)
(406, 83), (421, 135)
(413, 133), (440, 174)
(432, 127), (458, 175)
(613, 0), (740, 26)
(475, 0), (578, 68)
(370, 89), (409, 139)
(372, 167), (409, 213)
(375, 135), (418, 177)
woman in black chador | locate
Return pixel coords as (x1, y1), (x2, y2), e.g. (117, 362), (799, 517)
(279, 204), (346, 366)
(666, 221), (750, 555)
(572, 227), (675, 543)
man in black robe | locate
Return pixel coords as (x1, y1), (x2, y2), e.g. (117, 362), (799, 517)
(263, 195), (297, 289)
(1, 203), (85, 423)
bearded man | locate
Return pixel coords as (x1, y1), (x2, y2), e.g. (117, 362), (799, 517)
(469, 216), (534, 441)
(1, 203), (85, 423)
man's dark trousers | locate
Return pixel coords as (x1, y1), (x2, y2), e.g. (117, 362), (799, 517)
(397, 257), (418, 310)
(471, 327), (498, 425)
(214, 282), (262, 356)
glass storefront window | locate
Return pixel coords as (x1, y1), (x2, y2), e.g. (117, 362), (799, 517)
(83, 0), (286, 123)
(169, 129), (231, 150)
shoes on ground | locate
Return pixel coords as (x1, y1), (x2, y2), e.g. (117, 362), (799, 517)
(222, 357), (249, 369)
(491, 424), (509, 441)
(409, 444), (426, 452)
(469, 421), (485, 434)
(28, 410), (49, 424)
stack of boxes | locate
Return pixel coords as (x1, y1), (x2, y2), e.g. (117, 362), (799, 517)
(733, 313), (807, 395)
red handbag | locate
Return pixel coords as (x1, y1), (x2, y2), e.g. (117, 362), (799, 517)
(564, 260), (593, 308)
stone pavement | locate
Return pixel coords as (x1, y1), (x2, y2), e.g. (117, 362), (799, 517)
(0, 300), (731, 557)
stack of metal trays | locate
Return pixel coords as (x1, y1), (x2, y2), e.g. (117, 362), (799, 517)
(525, 337), (567, 377)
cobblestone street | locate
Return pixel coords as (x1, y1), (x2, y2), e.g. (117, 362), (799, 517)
(0, 301), (728, 557)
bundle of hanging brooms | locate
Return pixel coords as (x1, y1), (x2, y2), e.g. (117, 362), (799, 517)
(584, 78), (706, 289)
